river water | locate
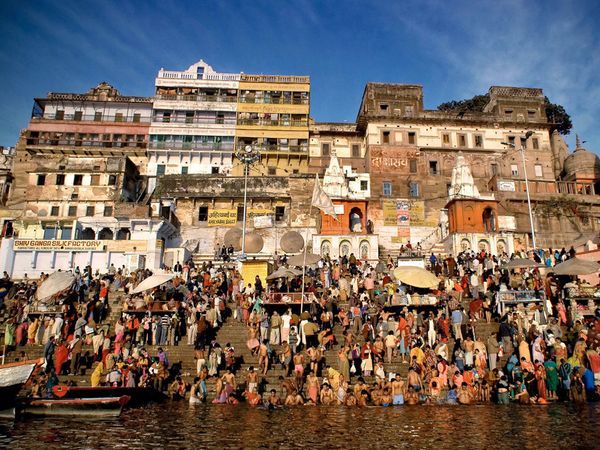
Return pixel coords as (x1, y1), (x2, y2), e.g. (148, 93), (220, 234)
(1, 402), (598, 449)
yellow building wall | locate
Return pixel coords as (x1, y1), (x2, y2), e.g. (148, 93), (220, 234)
(241, 260), (272, 288)
(238, 82), (310, 92)
(237, 103), (309, 115)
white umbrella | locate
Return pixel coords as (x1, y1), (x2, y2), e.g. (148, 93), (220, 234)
(553, 257), (600, 276)
(266, 267), (302, 280)
(287, 253), (321, 266)
(36, 272), (76, 302)
(502, 258), (539, 269)
(131, 273), (175, 294)
(393, 266), (439, 289)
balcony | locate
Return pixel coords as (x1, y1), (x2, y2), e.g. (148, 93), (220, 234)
(489, 176), (599, 198)
(261, 144), (308, 154)
(238, 96), (309, 105)
(155, 94), (237, 103)
(240, 74), (310, 84)
(32, 112), (151, 123)
(157, 70), (240, 81)
(147, 141), (234, 151)
(237, 118), (308, 127)
(152, 116), (237, 125)
(27, 137), (146, 149)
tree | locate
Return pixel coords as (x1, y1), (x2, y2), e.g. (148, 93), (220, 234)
(437, 94), (573, 135)
(544, 96), (572, 135)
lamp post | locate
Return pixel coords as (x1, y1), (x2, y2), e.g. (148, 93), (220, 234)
(501, 131), (537, 251)
(235, 144), (261, 260)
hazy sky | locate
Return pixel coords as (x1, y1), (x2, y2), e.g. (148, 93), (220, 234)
(0, 0), (598, 154)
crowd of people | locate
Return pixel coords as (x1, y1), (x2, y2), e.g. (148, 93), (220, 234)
(0, 245), (598, 408)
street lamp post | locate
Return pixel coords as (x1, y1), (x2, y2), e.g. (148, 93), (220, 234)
(501, 131), (537, 251)
(235, 144), (261, 260)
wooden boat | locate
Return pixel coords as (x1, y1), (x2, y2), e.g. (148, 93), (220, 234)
(52, 385), (166, 406)
(0, 359), (40, 418)
(20, 395), (130, 418)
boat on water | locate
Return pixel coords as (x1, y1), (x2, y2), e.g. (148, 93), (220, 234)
(52, 385), (166, 406)
(20, 395), (131, 418)
(0, 359), (41, 418)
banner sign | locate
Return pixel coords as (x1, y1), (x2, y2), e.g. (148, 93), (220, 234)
(14, 240), (104, 251)
(207, 209), (237, 227)
(253, 215), (273, 229)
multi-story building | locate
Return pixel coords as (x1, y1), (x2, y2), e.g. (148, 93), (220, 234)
(308, 122), (366, 174)
(149, 60), (240, 191)
(234, 73), (310, 176)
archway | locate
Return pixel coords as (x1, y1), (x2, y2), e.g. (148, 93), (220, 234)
(497, 239), (506, 255)
(478, 239), (490, 252)
(339, 240), (351, 257)
(98, 228), (114, 240)
(359, 240), (370, 259)
(460, 239), (471, 252)
(349, 207), (363, 233)
(320, 240), (332, 257)
(80, 227), (95, 240)
(483, 207), (497, 232)
(116, 228), (131, 240)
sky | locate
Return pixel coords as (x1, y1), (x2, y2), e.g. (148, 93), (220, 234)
(0, 0), (598, 155)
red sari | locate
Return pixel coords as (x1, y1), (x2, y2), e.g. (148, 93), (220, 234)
(54, 343), (69, 374)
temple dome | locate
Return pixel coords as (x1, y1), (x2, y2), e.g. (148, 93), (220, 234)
(564, 136), (600, 179)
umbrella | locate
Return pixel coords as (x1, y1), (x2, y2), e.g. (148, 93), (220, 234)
(266, 267), (302, 280)
(502, 258), (539, 269)
(287, 253), (321, 266)
(131, 273), (175, 294)
(553, 258), (600, 276)
(393, 266), (439, 289)
(36, 272), (76, 302)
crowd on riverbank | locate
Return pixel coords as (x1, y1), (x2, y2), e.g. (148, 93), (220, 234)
(1, 245), (599, 408)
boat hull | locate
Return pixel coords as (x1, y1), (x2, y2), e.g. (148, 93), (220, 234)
(20, 396), (130, 418)
(52, 386), (166, 406)
(0, 360), (39, 415)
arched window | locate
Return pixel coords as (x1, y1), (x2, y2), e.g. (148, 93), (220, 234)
(80, 227), (95, 240)
(98, 228), (113, 240)
(116, 228), (131, 240)
(349, 207), (363, 233)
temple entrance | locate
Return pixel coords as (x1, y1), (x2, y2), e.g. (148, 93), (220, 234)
(483, 207), (497, 232)
(349, 207), (363, 233)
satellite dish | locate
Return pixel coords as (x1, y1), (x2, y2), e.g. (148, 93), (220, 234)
(240, 231), (264, 253)
(224, 227), (243, 251)
(37, 209), (48, 217)
(280, 231), (304, 253)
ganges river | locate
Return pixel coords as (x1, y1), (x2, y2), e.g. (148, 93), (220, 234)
(1, 402), (599, 449)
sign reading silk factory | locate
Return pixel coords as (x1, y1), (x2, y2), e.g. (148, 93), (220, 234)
(14, 240), (104, 250)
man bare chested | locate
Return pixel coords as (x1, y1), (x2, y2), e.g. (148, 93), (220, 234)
(221, 368), (236, 390)
(320, 384), (335, 405)
(391, 374), (406, 405)
(405, 385), (420, 405)
(247, 367), (258, 393)
(258, 340), (269, 375)
(293, 353), (305, 391)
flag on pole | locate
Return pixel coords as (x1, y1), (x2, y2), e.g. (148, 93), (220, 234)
(311, 174), (338, 220)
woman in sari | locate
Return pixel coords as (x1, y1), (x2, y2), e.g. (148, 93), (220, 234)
(544, 356), (559, 399)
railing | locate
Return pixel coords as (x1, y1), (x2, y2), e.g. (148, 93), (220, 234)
(261, 144), (308, 153)
(27, 138), (147, 148)
(240, 74), (310, 84)
(148, 141), (234, 151)
(152, 116), (237, 125)
(491, 176), (597, 196)
(155, 94), (237, 103)
(239, 97), (309, 105)
(33, 113), (151, 123)
(157, 70), (241, 81)
(237, 118), (308, 127)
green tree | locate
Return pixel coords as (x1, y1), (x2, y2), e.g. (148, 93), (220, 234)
(544, 96), (572, 135)
(437, 94), (490, 112)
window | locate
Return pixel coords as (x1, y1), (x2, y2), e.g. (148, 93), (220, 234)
(108, 175), (117, 185)
(474, 135), (483, 148)
(56, 174), (65, 185)
(508, 136), (515, 146)
(211, 166), (219, 174)
(442, 133), (450, 145)
(73, 174), (83, 185)
(383, 181), (392, 197)
(185, 112), (194, 124)
(351, 144), (360, 158)
(198, 206), (209, 222)
(511, 164), (519, 176)
(504, 109), (513, 116)
(94, 112), (102, 121)
(55, 110), (65, 120)
(43, 227), (57, 239)
(90, 175), (100, 186)
(292, 169), (299, 174)
(322, 143), (330, 156)
(408, 132), (416, 144)
(73, 111), (83, 121)
(133, 113), (141, 123)
(360, 180), (368, 191)
(409, 159), (417, 174)
(156, 165), (166, 176)
(236, 206), (244, 221)
(61, 227), (72, 239)
(458, 134), (467, 147)
(268, 167), (277, 176)
(50, 206), (60, 216)
(275, 206), (285, 222)
(379, 103), (389, 111)
(37, 174), (46, 185)
(68, 206), (77, 217)
(491, 163), (499, 176)
(382, 131), (390, 144)
(409, 182), (420, 197)
(405, 105), (414, 116)
(534, 164), (543, 178)
(532, 138), (539, 149)
(162, 112), (171, 123)
(528, 110), (536, 118)
(86, 206), (95, 216)
(181, 166), (188, 175)
(115, 113), (123, 122)
(103, 206), (113, 217)
(429, 161), (439, 175)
